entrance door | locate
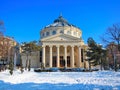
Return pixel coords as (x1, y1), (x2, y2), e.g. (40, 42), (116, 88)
(67, 56), (70, 67)
(53, 56), (57, 67)
(60, 56), (64, 67)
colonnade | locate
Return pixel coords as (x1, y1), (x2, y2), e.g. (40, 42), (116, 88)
(42, 45), (82, 68)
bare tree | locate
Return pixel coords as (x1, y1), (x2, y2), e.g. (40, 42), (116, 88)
(102, 23), (120, 71)
(102, 23), (120, 51)
(0, 20), (5, 36)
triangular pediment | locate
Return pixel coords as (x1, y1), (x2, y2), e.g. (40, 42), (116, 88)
(41, 34), (81, 41)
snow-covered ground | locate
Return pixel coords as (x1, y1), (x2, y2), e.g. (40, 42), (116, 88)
(0, 69), (120, 90)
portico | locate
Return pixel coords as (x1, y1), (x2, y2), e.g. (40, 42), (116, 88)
(42, 41), (83, 68)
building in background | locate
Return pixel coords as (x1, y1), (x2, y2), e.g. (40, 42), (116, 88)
(107, 42), (120, 69)
(0, 35), (17, 65)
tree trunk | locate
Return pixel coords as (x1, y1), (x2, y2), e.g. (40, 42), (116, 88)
(88, 60), (91, 71)
(28, 59), (31, 71)
(114, 54), (117, 72)
(25, 54), (28, 70)
(100, 59), (103, 71)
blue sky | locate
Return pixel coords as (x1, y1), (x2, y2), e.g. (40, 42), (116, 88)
(0, 0), (120, 44)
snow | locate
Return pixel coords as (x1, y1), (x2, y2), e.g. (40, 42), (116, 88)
(0, 69), (120, 90)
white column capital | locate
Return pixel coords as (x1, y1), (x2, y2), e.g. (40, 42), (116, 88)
(64, 45), (67, 48)
(56, 45), (60, 48)
(71, 45), (74, 48)
(42, 45), (45, 48)
(77, 45), (81, 48)
(49, 45), (53, 48)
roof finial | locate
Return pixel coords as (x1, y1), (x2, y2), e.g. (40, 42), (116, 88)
(59, 12), (62, 18)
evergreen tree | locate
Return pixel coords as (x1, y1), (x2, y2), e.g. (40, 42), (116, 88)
(86, 37), (107, 70)
(86, 37), (97, 70)
(9, 58), (14, 75)
(21, 41), (41, 71)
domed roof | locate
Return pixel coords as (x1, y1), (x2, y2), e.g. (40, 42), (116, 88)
(45, 15), (77, 28)
(40, 15), (82, 39)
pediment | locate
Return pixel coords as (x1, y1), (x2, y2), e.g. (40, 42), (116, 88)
(41, 34), (81, 41)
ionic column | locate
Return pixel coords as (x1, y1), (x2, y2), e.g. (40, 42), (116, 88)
(78, 46), (81, 67)
(71, 46), (74, 67)
(50, 45), (53, 67)
(42, 45), (46, 67)
(57, 46), (60, 67)
(64, 46), (67, 68)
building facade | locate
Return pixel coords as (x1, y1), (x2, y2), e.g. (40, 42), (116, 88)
(0, 35), (16, 64)
(107, 42), (120, 68)
(40, 15), (88, 68)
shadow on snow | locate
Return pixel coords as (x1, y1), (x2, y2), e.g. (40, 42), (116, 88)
(0, 80), (120, 90)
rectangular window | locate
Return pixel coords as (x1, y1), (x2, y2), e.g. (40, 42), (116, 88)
(81, 49), (84, 62)
(46, 32), (49, 36)
(60, 56), (64, 67)
(53, 56), (57, 67)
(40, 51), (42, 62)
(67, 56), (70, 67)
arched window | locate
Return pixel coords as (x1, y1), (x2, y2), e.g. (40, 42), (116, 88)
(42, 33), (44, 37)
(78, 33), (81, 37)
(60, 30), (63, 34)
(67, 31), (71, 34)
(74, 32), (76, 35)
(52, 31), (56, 35)
(46, 32), (49, 36)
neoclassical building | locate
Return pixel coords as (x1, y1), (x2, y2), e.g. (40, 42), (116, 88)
(40, 15), (88, 68)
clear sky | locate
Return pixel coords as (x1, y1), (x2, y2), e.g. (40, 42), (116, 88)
(0, 0), (120, 44)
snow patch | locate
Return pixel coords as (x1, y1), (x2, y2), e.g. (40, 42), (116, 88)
(0, 70), (120, 90)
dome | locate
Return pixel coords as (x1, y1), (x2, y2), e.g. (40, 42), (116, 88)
(45, 15), (77, 28)
(40, 15), (82, 39)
